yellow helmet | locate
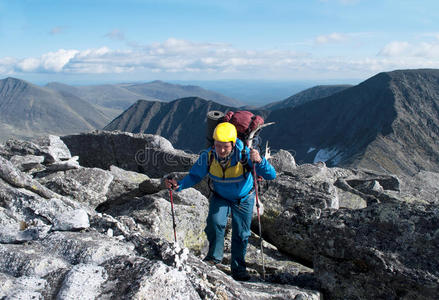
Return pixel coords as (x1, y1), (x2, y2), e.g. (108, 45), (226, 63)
(213, 122), (237, 143)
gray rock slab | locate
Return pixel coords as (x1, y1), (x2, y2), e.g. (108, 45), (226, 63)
(52, 209), (90, 231)
(38, 167), (113, 209)
(312, 202), (439, 299)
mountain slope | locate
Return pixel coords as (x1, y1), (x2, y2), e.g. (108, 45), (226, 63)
(104, 97), (235, 151)
(262, 84), (352, 110)
(0, 77), (111, 141)
(264, 69), (439, 176)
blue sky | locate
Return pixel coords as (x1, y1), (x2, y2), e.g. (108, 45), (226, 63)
(1, 0), (439, 85)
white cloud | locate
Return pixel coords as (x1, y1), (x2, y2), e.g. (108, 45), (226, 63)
(2, 37), (439, 80)
(378, 41), (439, 58)
(378, 41), (411, 57)
(14, 49), (79, 73)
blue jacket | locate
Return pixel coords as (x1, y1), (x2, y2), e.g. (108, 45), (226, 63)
(177, 139), (276, 202)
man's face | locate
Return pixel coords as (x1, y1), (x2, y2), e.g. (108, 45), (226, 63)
(214, 141), (233, 159)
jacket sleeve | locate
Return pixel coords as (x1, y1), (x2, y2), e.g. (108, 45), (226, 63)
(177, 150), (210, 191)
(248, 151), (276, 180)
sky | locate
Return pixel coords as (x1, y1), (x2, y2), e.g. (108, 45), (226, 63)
(1, 0), (439, 85)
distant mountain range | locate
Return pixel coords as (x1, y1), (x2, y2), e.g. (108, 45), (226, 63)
(46, 80), (243, 112)
(105, 69), (439, 177)
(0, 77), (111, 142)
(0, 78), (247, 142)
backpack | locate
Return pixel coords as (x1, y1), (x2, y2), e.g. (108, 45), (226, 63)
(222, 111), (265, 148)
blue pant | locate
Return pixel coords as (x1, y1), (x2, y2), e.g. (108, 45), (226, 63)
(204, 192), (255, 275)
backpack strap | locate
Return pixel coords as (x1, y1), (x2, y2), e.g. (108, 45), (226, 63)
(239, 147), (252, 178)
(207, 150), (215, 197)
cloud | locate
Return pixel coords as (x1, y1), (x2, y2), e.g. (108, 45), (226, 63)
(2, 37), (439, 80)
(378, 41), (439, 58)
(16, 49), (79, 72)
(105, 29), (125, 41)
(315, 33), (348, 44)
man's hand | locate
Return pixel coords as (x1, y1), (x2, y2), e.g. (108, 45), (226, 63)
(165, 178), (179, 190)
(250, 148), (262, 164)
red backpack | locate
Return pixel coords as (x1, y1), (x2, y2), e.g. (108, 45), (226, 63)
(222, 111), (264, 147)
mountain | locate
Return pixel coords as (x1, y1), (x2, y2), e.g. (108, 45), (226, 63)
(46, 82), (157, 110)
(121, 80), (243, 106)
(0, 77), (111, 142)
(46, 80), (243, 111)
(264, 69), (439, 176)
(104, 97), (237, 151)
(262, 84), (352, 110)
(105, 69), (439, 177)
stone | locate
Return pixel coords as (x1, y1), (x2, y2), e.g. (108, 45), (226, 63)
(10, 154), (45, 172)
(312, 202), (439, 299)
(46, 156), (80, 171)
(38, 167), (114, 209)
(269, 149), (296, 173)
(61, 131), (197, 177)
(52, 209), (90, 231)
(35, 135), (72, 163)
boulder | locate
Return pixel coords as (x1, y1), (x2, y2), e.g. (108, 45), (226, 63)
(105, 165), (149, 204)
(269, 149), (296, 173)
(259, 163), (339, 262)
(100, 188), (209, 253)
(34, 135), (72, 163)
(311, 202), (439, 299)
(61, 130), (197, 177)
(37, 167), (114, 209)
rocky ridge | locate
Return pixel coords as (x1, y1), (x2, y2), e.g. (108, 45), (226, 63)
(1, 131), (438, 299)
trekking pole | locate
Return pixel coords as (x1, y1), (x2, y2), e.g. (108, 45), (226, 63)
(252, 163), (266, 280)
(167, 176), (177, 243)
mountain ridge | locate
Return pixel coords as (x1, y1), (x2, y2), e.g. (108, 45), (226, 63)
(105, 69), (439, 177)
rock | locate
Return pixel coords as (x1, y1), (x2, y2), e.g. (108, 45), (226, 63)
(105, 165), (149, 204)
(260, 165), (339, 262)
(101, 188), (209, 253)
(269, 149), (296, 173)
(0, 156), (59, 199)
(0, 138), (42, 159)
(34, 135), (72, 163)
(10, 154), (45, 172)
(0, 224), (40, 244)
(46, 156), (80, 171)
(37, 167), (114, 209)
(56, 264), (108, 299)
(61, 130), (197, 177)
(311, 202), (439, 299)
(139, 177), (163, 194)
(52, 209), (90, 231)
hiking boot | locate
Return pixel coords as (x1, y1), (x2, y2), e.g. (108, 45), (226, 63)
(203, 257), (221, 266)
(232, 271), (251, 282)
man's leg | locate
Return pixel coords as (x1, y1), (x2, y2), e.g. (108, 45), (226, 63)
(230, 194), (255, 279)
(204, 195), (230, 263)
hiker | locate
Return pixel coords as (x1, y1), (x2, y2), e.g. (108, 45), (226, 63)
(165, 122), (276, 281)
